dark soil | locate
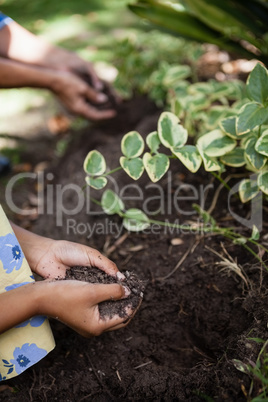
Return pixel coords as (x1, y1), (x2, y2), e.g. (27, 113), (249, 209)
(2, 96), (268, 402)
(65, 267), (144, 319)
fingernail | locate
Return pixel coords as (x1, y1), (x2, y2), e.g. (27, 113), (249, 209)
(117, 271), (126, 281)
(96, 81), (104, 90)
(123, 286), (131, 298)
(97, 93), (108, 102)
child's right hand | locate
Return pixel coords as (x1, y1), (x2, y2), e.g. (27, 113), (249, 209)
(36, 279), (133, 337)
(0, 279), (133, 337)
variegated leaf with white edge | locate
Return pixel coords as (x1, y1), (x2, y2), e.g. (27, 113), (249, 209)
(220, 148), (246, 167)
(101, 189), (124, 215)
(120, 156), (144, 180)
(196, 129), (236, 157)
(258, 171), (268, 195)
(236, 102), (268, 135)
(172, 145), (202, 172)
(83, 150), (106, 176)
(158, 111), (187, 149)
(121, 131), (144, 159)
(85, 176), (107, 190)
(143, 152), (170, 182)
(245, 137), (267, 170)
(196, 145), (222, 172)
(123, 208), (150, 232)
(220, 116), (247, 139)
(238, 178), (259, 203)
(146, 131), (160, 154)
(255, 129), (268, 157)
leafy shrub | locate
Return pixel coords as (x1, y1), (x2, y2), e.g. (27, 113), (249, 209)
(85, 63), (268, 203)
(129, 0), (268, 65)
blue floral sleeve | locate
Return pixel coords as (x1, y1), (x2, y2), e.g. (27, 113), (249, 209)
(0, 12), (13, 30)
(0, 205), (55, 381)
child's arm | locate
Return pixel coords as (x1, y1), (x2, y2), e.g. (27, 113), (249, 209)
(11, 223), (124, 280)
(0, 279), (131, 337)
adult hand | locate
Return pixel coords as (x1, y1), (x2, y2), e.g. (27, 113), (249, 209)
(52, 70), (116, 121)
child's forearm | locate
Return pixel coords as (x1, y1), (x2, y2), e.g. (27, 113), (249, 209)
(10, 223), (52, 274)
(0, 282), (39, 334)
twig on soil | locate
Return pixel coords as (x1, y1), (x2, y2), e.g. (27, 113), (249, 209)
(134, 361), (152, 370)
(157, 239), (200, 281)
(104, 232), (129, 257)
(116, 369), (122, 381)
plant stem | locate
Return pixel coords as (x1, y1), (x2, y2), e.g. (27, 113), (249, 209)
(103, 166), (122, 177)
(211, 172), (232, 192)
(90, 196), (102, 206)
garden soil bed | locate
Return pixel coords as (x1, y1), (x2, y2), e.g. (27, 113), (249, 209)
(2, 96), (268, 401)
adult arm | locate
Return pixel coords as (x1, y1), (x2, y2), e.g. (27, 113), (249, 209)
(0, 57), (115, 120)
(0, 20), (103, 89)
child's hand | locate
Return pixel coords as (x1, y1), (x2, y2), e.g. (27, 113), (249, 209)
(34, 239), (123, 280)
(37, 279), (132, 337)
(0, 278), (133, 336)
(11, 224), (125, 280)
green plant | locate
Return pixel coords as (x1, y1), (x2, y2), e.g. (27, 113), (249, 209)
(128, 0), (268, 65)
(111, 31), (202, 102)
(233, 338), (268, 401)
(83, 63), (268, 267)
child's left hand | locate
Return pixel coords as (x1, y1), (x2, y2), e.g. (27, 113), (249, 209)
(11, 223), (124, 280)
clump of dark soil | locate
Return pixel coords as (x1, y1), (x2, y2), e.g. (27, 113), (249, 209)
(65, 266), (145, 319)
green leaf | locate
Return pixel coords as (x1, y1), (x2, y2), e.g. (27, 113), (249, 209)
(245, 137), (267, 170)
(120, 156), (144, 180)
(239, 179), (259, 202)
(233, 237), (247, 245)
(143, 152), (170, 182)
(123, 208), (150, 232)
(158, 111), (188, 149)
(251, 225), (260, 241)
(146, 131), (160, 154)
(232, 359), (248, 374)
(220, 116), (238, 139)
(237, 103), (268, 135)
(196, 129), (236, 157)
(255, 129), (268, 157)
(172, 145), (202, 172)
(85, 176), (107, 190)
(258, 170), (268, 195)
(83, 150), (106, 176)
(163, 65), (191, 86)
(247, 63), (268, 105)
(200, 152), (222, 172)
(121, 131), (144, 158)
(101, 190), (124, 215)
(220, 148), (246, 167)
